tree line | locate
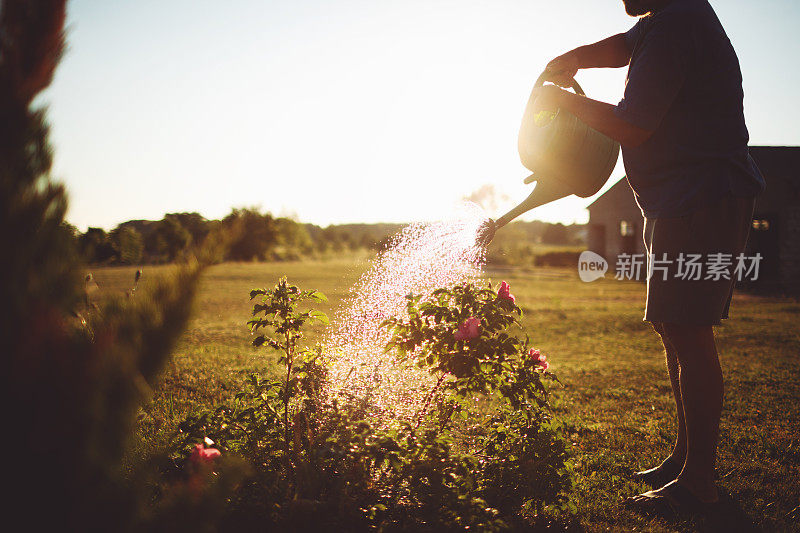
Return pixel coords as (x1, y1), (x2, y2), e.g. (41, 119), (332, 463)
(73, 208), (587, 265)
(72, 209), (407, 264)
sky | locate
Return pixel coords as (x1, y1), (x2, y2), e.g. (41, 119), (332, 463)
(41, 0), (800, 231)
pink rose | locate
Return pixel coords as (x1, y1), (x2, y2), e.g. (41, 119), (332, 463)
(528, 348), (549, 370)
(498, 281), (515, 303)
(454, 316), (480, 341)
(189, 443), (221, 466)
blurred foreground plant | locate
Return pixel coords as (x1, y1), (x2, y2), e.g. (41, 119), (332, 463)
(0, 2), (240, 529)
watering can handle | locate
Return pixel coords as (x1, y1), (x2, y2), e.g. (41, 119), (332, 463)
(534, 70), (585, 96)
(489, 72), (586, 230)
(520, 71), (584, 188)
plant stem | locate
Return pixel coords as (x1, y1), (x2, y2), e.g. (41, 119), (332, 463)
(284, 330), (292, 460)
(415, 371), (449, 429)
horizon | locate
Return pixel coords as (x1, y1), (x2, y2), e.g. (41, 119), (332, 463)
(41, 0), (800, 232)
(103, 208), (591, 229)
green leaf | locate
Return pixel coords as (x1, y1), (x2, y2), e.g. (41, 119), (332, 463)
(310, 310), (329, 325)
(249, 289), (267, 299)
(308, 290), (328, 302)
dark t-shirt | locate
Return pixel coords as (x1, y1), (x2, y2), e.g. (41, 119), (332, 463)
(613, 0), (764, 219)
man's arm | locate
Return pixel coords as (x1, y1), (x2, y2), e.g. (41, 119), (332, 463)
(545, 34), (632, 86)
(531, 85), (653, 148)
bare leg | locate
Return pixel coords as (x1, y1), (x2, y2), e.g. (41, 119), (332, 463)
(664, 323), (721, 501)
(633, 323), (721, 504)
(660, 324), (688, 462)
(635, 322), (686, 482)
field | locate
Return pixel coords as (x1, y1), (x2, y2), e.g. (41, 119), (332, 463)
(91, 260), (800, 532)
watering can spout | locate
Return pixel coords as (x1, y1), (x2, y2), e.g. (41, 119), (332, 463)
(476, 176), (573, 247)
(495, 175), (573, 229)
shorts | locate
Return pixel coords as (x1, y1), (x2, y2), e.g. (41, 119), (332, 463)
(643, 194), (755, 326)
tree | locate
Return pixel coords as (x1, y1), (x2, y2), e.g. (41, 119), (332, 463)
(275, 217), (313, 254)
(146, 217), (192, 262)
(110, 225), (144, 264)
(165, 212), (210, 246)
(359, 232), (375, 250)
(320, 225), (343, 252)
(0, 0), (79, 320)
(79, 226), (115, 263)
(223, 207), (277, 261)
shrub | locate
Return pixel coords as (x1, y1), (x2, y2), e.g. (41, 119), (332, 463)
(535, 250), (582, 268)
(174, 279), (573, 531)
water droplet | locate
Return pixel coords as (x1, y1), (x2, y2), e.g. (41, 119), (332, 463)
(324, 204), (487, 425)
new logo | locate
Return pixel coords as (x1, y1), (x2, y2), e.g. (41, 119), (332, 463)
(578, 251), (608, 282)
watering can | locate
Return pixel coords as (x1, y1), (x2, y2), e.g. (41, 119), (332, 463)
(478, 70), (620, 244)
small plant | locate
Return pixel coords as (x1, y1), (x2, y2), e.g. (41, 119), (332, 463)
(248, 277), (329, 462)
(176, 278), (330, 500)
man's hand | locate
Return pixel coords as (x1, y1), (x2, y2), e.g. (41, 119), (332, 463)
(531, 84), (570, 114)
(541, 34), (631, 87)
(544, 51), (581, 87)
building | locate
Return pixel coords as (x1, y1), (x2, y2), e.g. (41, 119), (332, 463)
(587, 146), (800, 294)
(586, 176), (646, 264)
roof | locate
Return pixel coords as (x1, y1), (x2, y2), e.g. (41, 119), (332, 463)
(586, 176), (634, 211)
(587, 146), (800, 212)
(749, 146), (800, 185)
(749, 145), (800, 163)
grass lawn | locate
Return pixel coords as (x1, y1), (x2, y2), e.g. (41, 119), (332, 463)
(91, 260), (800, 532)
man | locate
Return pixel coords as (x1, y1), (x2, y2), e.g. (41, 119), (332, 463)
(533, 0), (764, 513)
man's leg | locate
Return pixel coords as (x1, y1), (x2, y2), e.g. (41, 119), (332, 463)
(631, 196), (750, 509)
(663, 333), (688, 464)
(635, 322), (687, 482)
(657, 322), (688, 460)
(636, 322), (722, 503)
